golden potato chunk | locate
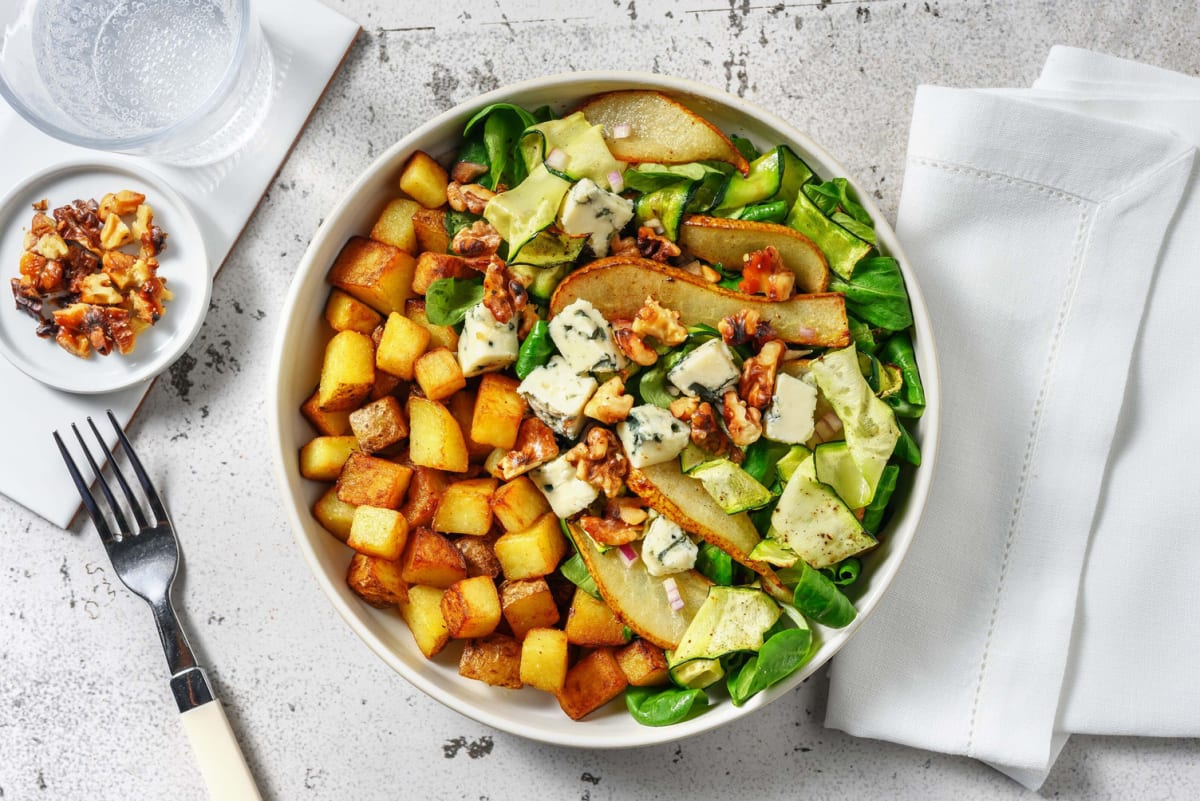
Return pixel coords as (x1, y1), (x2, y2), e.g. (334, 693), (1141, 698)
(565, 586), (630, 647)
(459, 634), (522, 689)
(491, 476), (552, 533)
(404, 298), (459, 351)
(317, 330), (375, 412)
(375, 312), (430, 381)
(440, 575), (502, 639)
(500, 578), (560, 641)
(348, 395), (409, 454)
(615, 639), (670, 687)
(328, 235), (417, 316)
(470, 373), (526, 450)
(370, 197), (421, 254)
(414, 347), (466, 401)
(520, 627), (570, 693)
(336, 452), (413, 509)
(446, 391), (494, 462)
(412, 207), (450, 255)
(398, 150), (449, 209)
(301, 389), (352, 436)
(312, 486), (356, 542)
(556, 647), (628, 721)
(299, 436), (359, 481)
(412, 252), (481, 295)
(454, 535), (502, 579)
(347, 552), (410, 606)
(407, 396), (469, 473)
(399, 526), (468, 588)
(432, 477), (497, 536)
(347, 505), (409, 561)
(399, 585), (450, 658)
(400, 466), (450, 528)
(324, 288), (383, 334)
(493, 512), (569, 580)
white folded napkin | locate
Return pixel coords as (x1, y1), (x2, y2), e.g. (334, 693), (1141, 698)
(825, 48), (1200, 788)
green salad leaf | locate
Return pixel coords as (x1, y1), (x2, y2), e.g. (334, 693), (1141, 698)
(625, 686), (710, 726)
(425, 277), (484, 326)
(780, 561), (857, 628)
(892, 419), (922, 466)
(862, 465), (900, 533)
(695, 542), (734, 586)
(727, 626), (813, 706)
(515, 320), (555, 379)
(828, 256), (914, 331)
(820, 557), (862, 586)
(879, 331), (925, 407)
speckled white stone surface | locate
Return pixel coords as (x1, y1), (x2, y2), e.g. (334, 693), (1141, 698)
(3, 2), (1200, 799)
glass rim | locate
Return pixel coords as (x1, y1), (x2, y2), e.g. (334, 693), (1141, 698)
(0, 0), (253, 153)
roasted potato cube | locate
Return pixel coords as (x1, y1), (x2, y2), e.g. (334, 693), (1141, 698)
(400, 465), (450, 528)
(615, 639), (670, 687)
(412, 252), (480, 295)
(412, 207), (450, 254)
(324, 288), (383, 334)
(336, 452), (413, 508)
(493, 512), (569, 580)
(347, 505), (409, 561)
(399, 585), (450, 658)
(349, 396), (409, 453)
(299, 436), (359, 481)
(312, 486), (356, 541)
(370, 371), (406, 402)
(500, 578), (560, 641)
(400, 526), (468, 587)
(454, 535), (502, 578)
(398, 150), (449, 209)
(470, 373), (526, 450)
(565, 587), (630, 647)
(328, 235), (416, 316)
(520, 627), (570, 693)
(459, 633), (522, 689)
(491, 476), (552, 533)
(302, 388), (352, 436)
(404, 298), (459, 350)
(317, 330), (375, 412)
(440, 575), (502, 639)
(347, 552), (410, 606)
(375, 312), (430, 381)
(407, 396), (469, 473)
(370, 197), (421, 254)
(556, 647), (628, 721)
(494, 417), (559, 480)
(447, 391), (495, 462)
(432, 477), (497, 536)
(414, 347), (466, 401)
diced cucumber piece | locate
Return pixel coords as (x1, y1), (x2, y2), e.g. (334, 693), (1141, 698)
(776, 445), (811, 483)
(813, 441), (872, 509)
(690, 458), (773, 514)
(667, 655), (725, 689)
(769, 454), (876, 569)
(786, 188), (872, 279)
(672, 586), (782, 663)
(747, 538), (800, 567)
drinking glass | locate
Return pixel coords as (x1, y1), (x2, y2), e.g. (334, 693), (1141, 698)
(0, 0), (274, 165)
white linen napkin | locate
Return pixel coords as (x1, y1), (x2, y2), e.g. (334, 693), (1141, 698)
(825, 49), (1200, 788)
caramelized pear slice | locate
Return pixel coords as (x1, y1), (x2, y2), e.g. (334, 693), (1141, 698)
(679, 215), (830, 294)
(577, 90), (750, 175)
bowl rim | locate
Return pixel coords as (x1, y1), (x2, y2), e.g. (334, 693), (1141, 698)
(267, 69), (941, 748)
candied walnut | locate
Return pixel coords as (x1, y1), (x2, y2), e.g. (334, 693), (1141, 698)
(722, 389), (762, 447)
(451, 161), (489, 184)
(739, 246), (795, 300)
(636, 225), (681, 262)
(482, 257), (526, 324)
(584, 376), (634, 424)
(55, 327), (90, 358)
(34, 233), (69, 261)
(31, 199), (48, 212)
(446, 182), (495, 215)
(98, 190), (145, 219)
(130, 274), (170, 324)
(578, 514), (643, 546)
(609, 232), (640, 258)
(131, 204), (153, 241)
(718, 308), (777, 349)
(606, 496), (648, 526)
(54, 303), (135, 356)
(451, 219), (502, 258)
(611, 320), (657, 367)
(102, 250), (136, 290)
(564, 427), (629, 499)
(99, 213), (132, 250)
(495, 417), (560, 480)
(11, 278), (43, 319)
(631, 296), (687, 346)
(54, 199), (102, 251)
(139, 224), (167, 260)
(79, 273), (124, 305)
(739, 339), (786, 410)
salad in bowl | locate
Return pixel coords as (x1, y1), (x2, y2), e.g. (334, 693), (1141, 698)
(270, 74), (937, 745)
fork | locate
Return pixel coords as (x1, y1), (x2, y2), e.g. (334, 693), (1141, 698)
(54, 411), (262, 801)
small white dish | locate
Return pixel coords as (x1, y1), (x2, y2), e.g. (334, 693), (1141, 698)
(0, 156), (211, 394)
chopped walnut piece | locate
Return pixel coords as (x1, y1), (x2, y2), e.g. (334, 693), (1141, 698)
(722, 389), (763, 447)
(606, 496), (648, 526)
(482, 257), (527, 324)
(451, 219), (502, 258)
(446, 182), (495, 215)
(680, 260), (722, 283)
(609, 232), (640, 258)
(689, 400), (739, 459)
(718, 308), (777, 349)
(584, 376), (634, 424)
(578, 515), (643, 546)
(564, 427), (629, 498)
(53, 303), (135, 356)
(30, 212), (55, 238)
(98, 190), (145, 219)
(631, 297), (688, 346)
(79, 273), (124, 305)
(739, 339), (786, 410)
(739, 246), (795, 300)
(99, 213), (132, 250)
(669, 396), (700, 422)
(611, 320), (658, 366)
(34, 233), (69, 261)
(54, 199), (102, 251)
(451, 161), (489, 184)
(495, 417), (560, 480)
(131, 204), (153, 242)
(102, 250), (136, 290)
(636, 225), (681, 262)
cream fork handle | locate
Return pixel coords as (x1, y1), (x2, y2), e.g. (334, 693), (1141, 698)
(180, 699), (264, 801)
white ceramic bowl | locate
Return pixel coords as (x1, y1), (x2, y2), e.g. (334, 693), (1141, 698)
(268, 72), (940, 748)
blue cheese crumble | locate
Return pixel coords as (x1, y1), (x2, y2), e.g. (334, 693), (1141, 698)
(548, 298), (625, 375)
(616, 404), (690, 468)
(641, 515), (698, 576)
(558, 177), (634, 257)
(517, 356), (597, 439)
